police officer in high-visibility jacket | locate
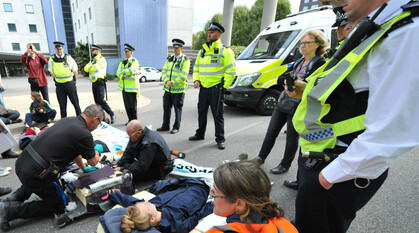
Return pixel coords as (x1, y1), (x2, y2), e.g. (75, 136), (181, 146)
(157, 39), (190, 134)
(189, 22), (236, 150)
(48, 41), (81, 118)
(84, 44), (115, 124)
(116, 43), (140, 125)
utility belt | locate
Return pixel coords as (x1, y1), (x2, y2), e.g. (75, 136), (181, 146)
(26, 144), (60, 180)
(302, 146), (370, 189)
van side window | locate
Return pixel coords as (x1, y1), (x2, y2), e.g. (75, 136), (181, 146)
(283, 42), (303, 65)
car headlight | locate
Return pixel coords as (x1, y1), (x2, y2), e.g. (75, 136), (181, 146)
(237, 72), (262, 87)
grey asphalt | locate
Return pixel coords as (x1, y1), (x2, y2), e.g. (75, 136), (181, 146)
(0, 75), (418, 232)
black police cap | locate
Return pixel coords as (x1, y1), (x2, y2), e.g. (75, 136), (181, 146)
(172, 39), (185, 48)
(53, 41), (65, 49)
(208, 22), (225, 33)
(91, 44), (102, 51)
(124, 43), (135, 52)
(332, 6), (348, 27)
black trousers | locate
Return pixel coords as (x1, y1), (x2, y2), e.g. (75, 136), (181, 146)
(55, 80), (81, 118)
(162, 91), (184, 130)
(28, 78), (49, 103)
(92, 80), (114, 116)
(122, 91), (137, 122)
(295, 155), (388, 233)
(195, 85), (224, 143)
(8, 166), (65, 220)
(258, 105), (299, 168)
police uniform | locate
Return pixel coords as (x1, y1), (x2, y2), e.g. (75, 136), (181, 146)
(116, 43), (140, 123)
(189, 22), (236, 149)
(2, 115), (96, 230)
(48, 41), (81, 118)
(292, 1), (419, 232)
(84, 44), (115, 123)
(116, 127), (171, 181)
(157, 39), (191, 134)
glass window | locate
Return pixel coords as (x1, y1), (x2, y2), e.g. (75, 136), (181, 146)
(303, 6), (308, 11)
(86, 36), (88, 43)
(313, 0), (318, 2)
(311, 4), (318, 9)
(76, 0), (78, 8)
(3, 3), (12, 12)
(12, 43), (20, 51)
(78, 19), (80, 29)
(91, 33), (94, 44)
(7, 23), (16, 32)
(89, 8), (92, 20)
(25, 4), (34, 13)
(74, 23), (77, 32)
(32, 43), (40, 51)
(304, 0), (309, 3)
(237, 30), (301, 60)
(29, 24), (37, 33)
(84, 13), (86, 23)
(72, 3), (74, 12)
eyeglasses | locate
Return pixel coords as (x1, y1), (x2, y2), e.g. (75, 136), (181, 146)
(299, 41), (317, 46)
(210, 189), (228, 199)
(129, 130), (141, 138)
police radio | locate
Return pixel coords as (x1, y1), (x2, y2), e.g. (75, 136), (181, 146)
(325, 3), (388, 70)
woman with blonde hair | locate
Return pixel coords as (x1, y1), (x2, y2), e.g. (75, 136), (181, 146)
(252, 29), (328, 187)
(99, 178), (213, 233)
(206, 161), (297, 233)
(24, 92), (56, 127)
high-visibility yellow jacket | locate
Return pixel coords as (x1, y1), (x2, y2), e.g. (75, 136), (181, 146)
(116, 57), (140, 93)
(48, 54), (76, 83)
(193, 39), (236, 89)
(162, 54), (190, 93)
(84, 54), (107, 82)
(206, 216), (298, 233)
(292, 10), (413, 153)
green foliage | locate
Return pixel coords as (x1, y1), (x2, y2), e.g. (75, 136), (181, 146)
(192, 0), (291, 48)
(229, 45), (247, 58)
(105, 73), (117, 81)
(73, 42), (90, 76)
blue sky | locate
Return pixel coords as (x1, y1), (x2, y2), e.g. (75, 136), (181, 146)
(193, 0), (300, 32)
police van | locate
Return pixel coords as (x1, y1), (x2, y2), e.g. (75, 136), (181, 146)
(225, 6), (337, 115)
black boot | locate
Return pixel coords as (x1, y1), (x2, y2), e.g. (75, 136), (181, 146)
(1, 150), (19, 159)
(0, 202), (10, 231)
(0, 187), (11, 197)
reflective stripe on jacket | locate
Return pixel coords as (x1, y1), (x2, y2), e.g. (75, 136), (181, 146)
(206, 217), (298, 233)
(84, 54), (107, 82)
(162, 54), (191, 93)
(48, 54), (74, 83)
(193, 39), (236, 89)
(116, 57), (140, 93)
(292, 10), (412, 153)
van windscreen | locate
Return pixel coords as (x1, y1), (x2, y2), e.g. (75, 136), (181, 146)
(237, 30), (301, 60)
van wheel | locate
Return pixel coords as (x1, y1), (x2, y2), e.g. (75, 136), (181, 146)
(140, 76), (146, 83)
(255, 89), (280, 116)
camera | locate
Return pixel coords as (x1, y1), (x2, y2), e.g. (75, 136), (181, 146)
(284, 71), (297, 91)
(29, 46), (33, 50)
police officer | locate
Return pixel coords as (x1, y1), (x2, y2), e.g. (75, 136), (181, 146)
(157, 39), (190, 134)
(287, 0), (419, 232)
(116, 43), (140, 125)
(113, 120), (172, 181)
(48, 41), (81, 118)
(0, 104), (102, 231)
(189, 22), (236, 150)
(333, 6), (349, 43)
(84, 44), (116, 124)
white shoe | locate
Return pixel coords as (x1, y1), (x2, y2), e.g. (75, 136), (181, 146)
(0, 170), (10, 177)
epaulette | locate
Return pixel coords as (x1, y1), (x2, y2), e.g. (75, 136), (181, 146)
(167, 55), (172, 59)
(183, 55), (189, 60)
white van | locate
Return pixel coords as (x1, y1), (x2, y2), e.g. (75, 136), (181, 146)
(225, 6), (337, 115)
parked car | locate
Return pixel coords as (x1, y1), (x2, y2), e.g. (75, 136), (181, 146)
(138, 67), (162, 82)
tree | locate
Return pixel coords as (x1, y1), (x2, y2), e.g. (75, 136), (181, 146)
(73, 42), (90, 76)
(192, 0), (291, 48)
(193, 13), (222, 50)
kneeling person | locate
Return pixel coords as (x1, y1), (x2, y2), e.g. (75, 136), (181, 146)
(114, 120), (172, 181)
